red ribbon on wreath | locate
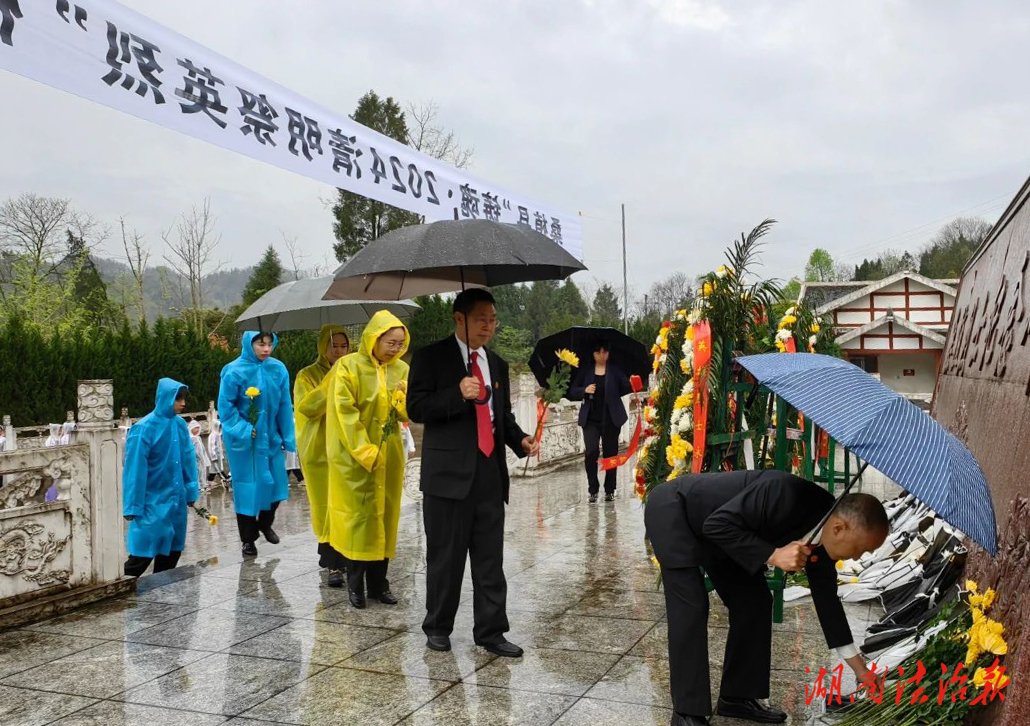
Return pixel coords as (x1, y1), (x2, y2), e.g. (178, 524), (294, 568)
(601, 374), (645, 471)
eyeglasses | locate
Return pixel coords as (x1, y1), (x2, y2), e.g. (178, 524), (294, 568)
(380, 339), (405, 350)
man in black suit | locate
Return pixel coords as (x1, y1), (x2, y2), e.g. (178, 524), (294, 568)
(644, 470), (889, 726)
(407, 288), (538, 658)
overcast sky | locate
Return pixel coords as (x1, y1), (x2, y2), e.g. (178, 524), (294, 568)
(2, 0), (1029, 305)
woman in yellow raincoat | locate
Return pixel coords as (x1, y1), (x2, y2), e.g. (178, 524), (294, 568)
(293, 324), (350, 569)
(326, 310), (409, 607)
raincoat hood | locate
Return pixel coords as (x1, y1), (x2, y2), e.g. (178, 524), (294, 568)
(360, 310), (409, 364)
(154, 378), (188, 419)
(240, 330), (280, 364)
(316, 324), (349, 370)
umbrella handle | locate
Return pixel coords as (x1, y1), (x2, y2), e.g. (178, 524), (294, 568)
(805, 461), (870, 547)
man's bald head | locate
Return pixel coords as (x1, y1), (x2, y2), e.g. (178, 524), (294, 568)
(821, 493), (889, 562)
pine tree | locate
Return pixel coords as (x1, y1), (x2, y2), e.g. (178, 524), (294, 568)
(242, 245), (284, 307)
(332, 91), (421, 262)
(591, 283), (622, 328)
(67, 230), (122, 328)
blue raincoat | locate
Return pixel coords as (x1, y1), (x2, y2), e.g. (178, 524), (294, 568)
(123, 378), (199, 558)
(218, 331), (297, 517)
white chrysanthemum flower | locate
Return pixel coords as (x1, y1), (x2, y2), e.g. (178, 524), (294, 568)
(776, 329), (792, 342)
(809, 334), (817, 346)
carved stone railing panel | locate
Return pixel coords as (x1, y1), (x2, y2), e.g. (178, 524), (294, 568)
(506, 373), (636, 477)
(76, 380), (114, 424)
(0, 445), (92, 604)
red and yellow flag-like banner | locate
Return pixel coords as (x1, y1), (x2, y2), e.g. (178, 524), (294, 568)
(691, 322), (712, 473)
(601, 374), (645, 471)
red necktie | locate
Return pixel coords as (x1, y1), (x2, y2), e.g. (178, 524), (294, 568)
(469, 352), (494, 458)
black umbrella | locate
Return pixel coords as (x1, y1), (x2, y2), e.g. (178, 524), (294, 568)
(323, 219), (585, 300)
(324, 219), (586, 370)
(529, 326), (651, 389)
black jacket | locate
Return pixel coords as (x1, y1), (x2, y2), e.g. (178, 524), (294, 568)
(567, 363), (631, 428)
(407, 336), (528, 502)
(644, 469), (853, 650)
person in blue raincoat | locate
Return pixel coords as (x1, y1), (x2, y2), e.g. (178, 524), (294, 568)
(218, 331), (297, 556)
(123, 379), (198, 577)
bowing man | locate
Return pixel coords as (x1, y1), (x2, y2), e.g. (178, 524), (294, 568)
(645, 469), (889, 725)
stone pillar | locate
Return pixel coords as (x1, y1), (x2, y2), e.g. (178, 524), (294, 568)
(75, 380), (124, 584)
(2, 415), (14, 451)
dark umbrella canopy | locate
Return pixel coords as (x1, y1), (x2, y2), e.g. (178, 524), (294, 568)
(736, 352), (997, 555)
(529, 327), (651, 389)
(323, 220), (586, 300)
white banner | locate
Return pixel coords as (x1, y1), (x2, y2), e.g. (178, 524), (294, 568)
(0, 0), (582, 259)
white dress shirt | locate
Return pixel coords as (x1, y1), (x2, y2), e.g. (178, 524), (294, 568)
(455, 335), (494, 423)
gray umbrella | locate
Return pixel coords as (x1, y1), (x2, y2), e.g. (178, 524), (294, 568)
(322, 219), (586, 300)
(235, 276), (419, 332)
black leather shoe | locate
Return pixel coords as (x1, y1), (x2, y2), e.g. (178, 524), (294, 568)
(242, 542), (258, 557)
(588, 493), (598, 503)
(671, 714), (710, 726)
(716, 697), (787, 723)
(375, 590), (399, 605)
(260, 527), (279, 544)
(327, 570), (344, 588)
(604, 492), (616, 502)
(477, 639), (524, 658)
(426, 635), (451, 652)
(348, 588), (366, 609)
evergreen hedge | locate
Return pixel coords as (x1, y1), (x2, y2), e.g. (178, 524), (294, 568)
(0, 316), (319, 424)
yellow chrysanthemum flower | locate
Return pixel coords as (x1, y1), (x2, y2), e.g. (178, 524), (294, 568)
(778, 315), (797, 329)
(245, 386), (260, 398)
(966, 579), (979, 593)
(680, 358), (690, 375)
(673, 393), (694, 410)
(981, 588), (996, 610)
(556, 349), (580, 368)
(810, 323), (821, 333)
(702, 282), (713, 296)
(208, 515), (218, 526)
(686, 326), (696, 341)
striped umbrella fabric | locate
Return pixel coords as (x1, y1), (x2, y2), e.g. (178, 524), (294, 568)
(736, 352), (997, 556)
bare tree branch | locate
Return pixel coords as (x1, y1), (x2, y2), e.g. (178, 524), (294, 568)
(161, 198), (223, 335)
(120, 217), (150, 323)
(280, 231), (305, 281)
(406, 100), (474, 170)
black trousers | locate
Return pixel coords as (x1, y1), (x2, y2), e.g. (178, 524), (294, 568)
(663, 560), (773, 717)
(318, 541), (335, 569)
(583, 419), (619, 495)
(124, 550), (182, 578)
(347, 559), (390, 596)
(422, 451), (508, 644)
(236, 501), (279, 544)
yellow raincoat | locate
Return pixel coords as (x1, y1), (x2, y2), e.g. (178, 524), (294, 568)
(293, 324), (348, 544)
(326, 310), (409, 561)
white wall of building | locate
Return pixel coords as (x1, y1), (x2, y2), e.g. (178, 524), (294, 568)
(877, 352), (938, 395)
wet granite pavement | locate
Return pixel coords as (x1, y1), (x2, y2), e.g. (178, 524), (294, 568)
(0, 464), (884, 726)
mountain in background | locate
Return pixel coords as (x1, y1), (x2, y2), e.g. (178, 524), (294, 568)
(94, 257), (253, 322)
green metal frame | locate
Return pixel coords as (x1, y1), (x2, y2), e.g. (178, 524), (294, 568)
(698, 342), (855, 624)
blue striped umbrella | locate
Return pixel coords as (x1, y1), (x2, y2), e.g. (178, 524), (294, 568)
(736, 352), (997, 555)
